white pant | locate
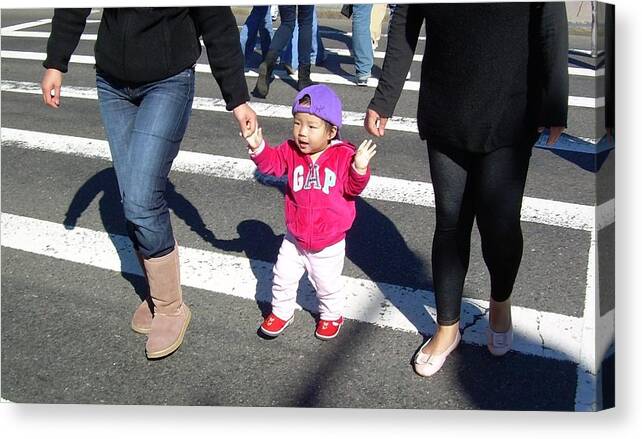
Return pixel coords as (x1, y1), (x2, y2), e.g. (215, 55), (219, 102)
(271, 235), (346, 321)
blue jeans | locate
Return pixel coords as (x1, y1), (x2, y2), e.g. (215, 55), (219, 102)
(269, 5), (314, 67)
(281, 7), (326, 70)
(351, 4), (374, 79)
(96, 67), (195, 258)
(239, 6), (273, 62)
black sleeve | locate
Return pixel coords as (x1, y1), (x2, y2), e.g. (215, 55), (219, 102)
(190, 7), (250, 111)
(43, 8), (92, 72)
(368, 3), (423, 118)
(533, 2), (569, 128)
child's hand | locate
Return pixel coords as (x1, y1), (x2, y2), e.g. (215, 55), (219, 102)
(353, 139), (377, 174)
(245, 126), (264, 151)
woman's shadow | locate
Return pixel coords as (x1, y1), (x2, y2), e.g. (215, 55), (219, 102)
(63, 167), (148, 301)
(64, 167), (284, 322)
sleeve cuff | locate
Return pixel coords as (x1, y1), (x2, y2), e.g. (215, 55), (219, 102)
(248, 140), (266, 157)
(351, 162), (369, 176)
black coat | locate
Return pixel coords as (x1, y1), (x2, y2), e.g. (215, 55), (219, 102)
(368, 2), (569, 153)
(44, 7), (249, 110)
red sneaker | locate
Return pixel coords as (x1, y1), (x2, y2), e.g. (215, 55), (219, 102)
(260, 313), (293, 336)
(315, 316), (344, 340)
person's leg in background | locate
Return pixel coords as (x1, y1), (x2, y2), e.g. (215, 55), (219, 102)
(370, 3), (387, 50)
(351, 4), (374, 86)
(295, 5), (314, 90)
(282, 7), (324, 75)
(240, 6), (269, 66)
(282, 21), (299, 75)
(313, 8), (326, 66)
(254, 5), (297, 98)
(258, 6), (274, 62)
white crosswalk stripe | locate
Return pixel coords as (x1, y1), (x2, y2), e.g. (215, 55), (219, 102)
(1, 27), (605, 77)
(1, 127), (613, 232)
(1, 79), (422, 134)
(1, 50), (605, 105)
(0, 212), (585, 364)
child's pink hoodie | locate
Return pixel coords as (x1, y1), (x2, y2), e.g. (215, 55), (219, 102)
(251, 139), (371, 252)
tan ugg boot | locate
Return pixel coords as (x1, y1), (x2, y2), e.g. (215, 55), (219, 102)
(143, 245), (191, 359)
(131, 251), (154, 334)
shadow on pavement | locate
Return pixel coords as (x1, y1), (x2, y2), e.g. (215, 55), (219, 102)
(63, 167), (148, 301)
(60, 166), (581, 410)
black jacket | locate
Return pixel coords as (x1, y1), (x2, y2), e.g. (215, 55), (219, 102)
(369, 2), (569, 153)
(44, 7), (249, 110)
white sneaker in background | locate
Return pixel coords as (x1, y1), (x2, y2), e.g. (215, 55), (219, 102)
(271, 5), (279, 21)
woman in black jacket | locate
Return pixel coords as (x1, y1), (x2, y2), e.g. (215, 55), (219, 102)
(365, 3), (568, 376)
(41, 7), (257, 359)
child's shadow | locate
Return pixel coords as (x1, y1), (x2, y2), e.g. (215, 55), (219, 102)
(203, 218), (283, 322)
(164, 174), (286, 320)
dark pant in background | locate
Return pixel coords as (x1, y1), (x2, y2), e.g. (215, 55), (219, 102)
(270, 5), (314, 68)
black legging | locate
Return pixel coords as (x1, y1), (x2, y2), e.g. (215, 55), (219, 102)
(428, 143), (532, 325)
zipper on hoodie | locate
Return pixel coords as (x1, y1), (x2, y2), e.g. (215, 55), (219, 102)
(307, 158), (314, 250)
(304, 144), (338, 250)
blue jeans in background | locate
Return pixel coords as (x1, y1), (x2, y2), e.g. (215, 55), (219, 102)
(351, 4), (374, 80)
(268, 5), (314, 68)
(281, 7), (326, 71)
(239, 6), (274, 64)
(96, 67), (195, 258)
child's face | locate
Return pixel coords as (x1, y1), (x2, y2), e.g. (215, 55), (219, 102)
(292, 112), (338, 157)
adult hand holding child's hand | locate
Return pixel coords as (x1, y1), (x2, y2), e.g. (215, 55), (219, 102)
(233, 102), (257, 138)
(245, 126), (264, 151)
(353, 139), (377, 174)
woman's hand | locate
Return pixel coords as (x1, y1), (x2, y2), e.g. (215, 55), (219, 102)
(364, 108), (388, 137)
(245, 127), (264, 151)
(353, 139), (377, 174)
(41, 68), (63, 108)
(233, 102), (257, 138)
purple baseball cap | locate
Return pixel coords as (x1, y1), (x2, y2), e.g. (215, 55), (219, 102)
(292, 84), (343, 132)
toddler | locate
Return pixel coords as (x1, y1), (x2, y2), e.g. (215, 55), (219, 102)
(245, 84), (377, 339)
